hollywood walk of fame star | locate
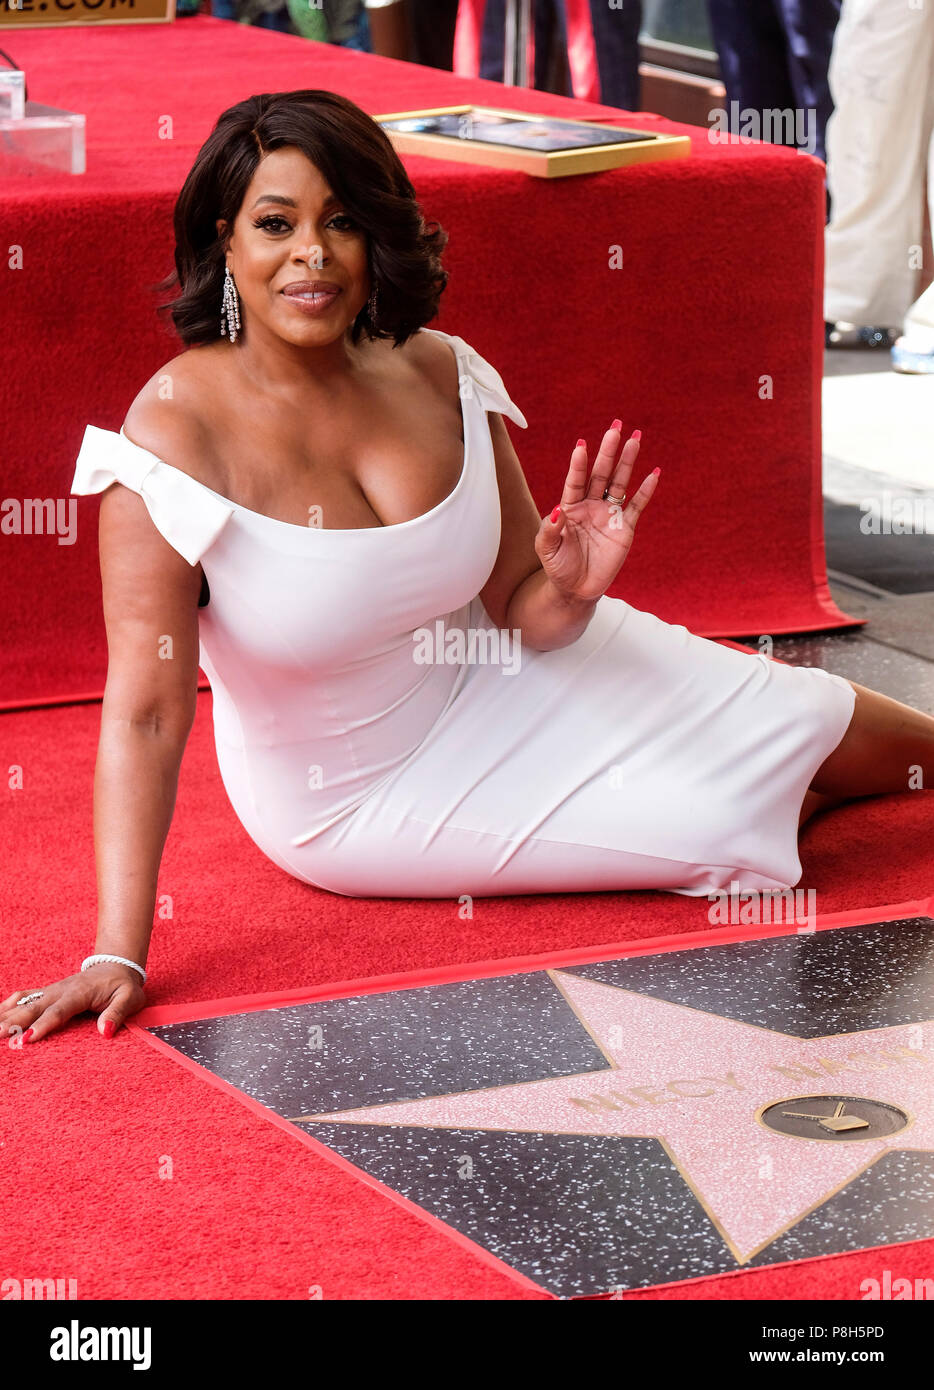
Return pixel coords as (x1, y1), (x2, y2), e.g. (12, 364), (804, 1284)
(291, 971), (934, 1264)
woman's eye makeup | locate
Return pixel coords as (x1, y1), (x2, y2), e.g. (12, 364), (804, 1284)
(251, 213), (358, 233)
(252, 214), (291, 233)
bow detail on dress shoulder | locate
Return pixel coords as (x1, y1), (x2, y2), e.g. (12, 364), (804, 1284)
(444, 336), (529, 430)
(71, 424), (235, 567)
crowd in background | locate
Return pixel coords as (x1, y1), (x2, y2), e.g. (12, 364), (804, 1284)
(189, 0), (934, 374)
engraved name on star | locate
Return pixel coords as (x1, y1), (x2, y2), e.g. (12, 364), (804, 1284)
(291, 971), (933, 1263)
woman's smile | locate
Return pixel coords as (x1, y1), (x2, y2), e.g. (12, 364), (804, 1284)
(280, 281), (344, 316)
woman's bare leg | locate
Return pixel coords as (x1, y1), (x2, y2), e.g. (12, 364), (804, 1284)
(809, 680), (934, 799)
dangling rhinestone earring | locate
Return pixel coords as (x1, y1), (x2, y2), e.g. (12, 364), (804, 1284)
(367, 282), (379, 326)
(220, 265), (241, 343)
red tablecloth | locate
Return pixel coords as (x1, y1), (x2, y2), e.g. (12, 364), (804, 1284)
(0, 16), (856, 708)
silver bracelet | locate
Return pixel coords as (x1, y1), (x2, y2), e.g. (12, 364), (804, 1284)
(81, 953), (147, 985)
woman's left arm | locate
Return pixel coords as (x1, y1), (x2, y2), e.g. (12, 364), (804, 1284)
(479, 412), (658, 652)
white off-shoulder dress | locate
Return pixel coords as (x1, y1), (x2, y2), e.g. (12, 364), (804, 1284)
(70, 328), (856, 899)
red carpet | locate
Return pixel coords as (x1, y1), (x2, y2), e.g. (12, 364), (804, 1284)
(1, 689), (932, 1299)
(0, 17), (857, 710)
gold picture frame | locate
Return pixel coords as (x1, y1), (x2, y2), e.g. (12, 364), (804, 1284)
(374, 104), (691, 179)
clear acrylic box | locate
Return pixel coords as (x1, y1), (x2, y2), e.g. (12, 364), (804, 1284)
(0, 99), (86, 176)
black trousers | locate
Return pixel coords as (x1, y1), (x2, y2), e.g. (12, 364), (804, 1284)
(586, 0), (642, 110)
(705, 0), (842, 166)
(404, 0), (460, 71)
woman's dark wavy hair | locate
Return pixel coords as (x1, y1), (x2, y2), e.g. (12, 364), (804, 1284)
(155, 89), (449, 349)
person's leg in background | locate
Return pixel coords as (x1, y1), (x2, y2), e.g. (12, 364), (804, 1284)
(480, 0), (568, 91)
(363, 0), (410, 57)
(585, 0), (642, 110)
(404, 0), (459, 69)
(480, 0), (507, 81)
(772, 0), (841, 169)
(824, 0), (934, 346)
(706, 0), (839, 221)
(705, 0), (797, 142)
(891, 28), (934, 373)
(534, 0), (570, 94)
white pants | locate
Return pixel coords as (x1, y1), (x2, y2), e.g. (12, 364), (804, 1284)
(824, 0), (934, 342)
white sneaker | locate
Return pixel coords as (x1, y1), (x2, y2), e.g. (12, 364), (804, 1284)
(891, 329), (934, 374)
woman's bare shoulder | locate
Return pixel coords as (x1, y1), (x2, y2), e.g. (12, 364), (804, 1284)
(121, 344), (226, 487)
(406, 328), (460, 412)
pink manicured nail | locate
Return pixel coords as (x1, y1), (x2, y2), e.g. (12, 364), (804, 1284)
(632, 430), (642, 441)
(22, 1028), (34, 1043)
(652, 467), (660, 476)
(102, 1019), (116, 1039)
(550, 506), (561, 523)
(576, 438), (586, 449)
(610, 419), (622, 432)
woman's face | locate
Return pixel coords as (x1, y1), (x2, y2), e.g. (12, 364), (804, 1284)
(218, 146), (371, 347)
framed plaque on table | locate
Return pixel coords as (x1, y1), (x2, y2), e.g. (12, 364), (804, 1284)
(375, 105), (691, 179)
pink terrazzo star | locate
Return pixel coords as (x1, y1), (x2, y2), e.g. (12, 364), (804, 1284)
(299, 972), (934, 1263)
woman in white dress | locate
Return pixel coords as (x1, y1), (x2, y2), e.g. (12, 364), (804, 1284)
(4, 90), (932, 1044)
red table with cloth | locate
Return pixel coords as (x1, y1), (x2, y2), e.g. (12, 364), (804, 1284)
(0, 15), (856, 709)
